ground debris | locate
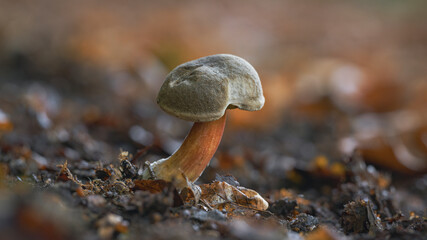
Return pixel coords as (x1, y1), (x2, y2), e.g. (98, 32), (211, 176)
(289, 213), (319, 233)
(190, 208), (227, 222)
(340, 200), (383, 234)
(269, 198), (298, 217)
(182, 180), (269, 211)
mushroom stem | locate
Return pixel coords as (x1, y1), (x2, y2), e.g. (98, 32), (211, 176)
(144, 112), (227, 187)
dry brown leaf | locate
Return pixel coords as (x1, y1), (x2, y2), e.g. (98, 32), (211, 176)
(132, 179), (171, 193)
(358, 135), (427, 174)
(56, 161), (74, 182)
(198, 181), (269, 211)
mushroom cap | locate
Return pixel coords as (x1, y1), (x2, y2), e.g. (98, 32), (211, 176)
(157, 54), (265, 122)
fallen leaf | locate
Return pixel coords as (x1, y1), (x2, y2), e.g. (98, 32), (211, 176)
(197, 181), (269, 211)
(132, 179), (170, 193)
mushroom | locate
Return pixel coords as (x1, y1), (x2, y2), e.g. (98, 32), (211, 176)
(142, 54), (264, 188)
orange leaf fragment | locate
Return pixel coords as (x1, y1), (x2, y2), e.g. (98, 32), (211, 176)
(132, 179), (171, 193)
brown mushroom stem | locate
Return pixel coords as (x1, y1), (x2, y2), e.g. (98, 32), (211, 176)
(146, 112), (227, 186)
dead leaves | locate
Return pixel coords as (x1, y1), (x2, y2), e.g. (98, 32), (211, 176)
(57, 161), (79, 183)
(132, 176), (269, 212)
(133, 179), (171, 193)
(181, 181), (269, 211)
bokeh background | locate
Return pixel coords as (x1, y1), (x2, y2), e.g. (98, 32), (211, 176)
(0, 1), (426, 237)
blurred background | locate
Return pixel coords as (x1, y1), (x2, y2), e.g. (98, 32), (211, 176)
(0, 0), (426, 216)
